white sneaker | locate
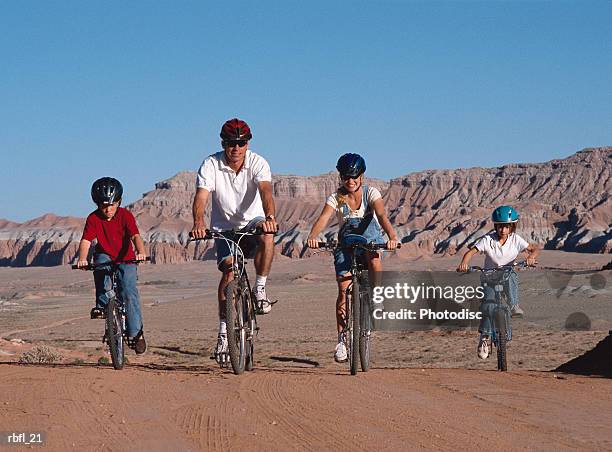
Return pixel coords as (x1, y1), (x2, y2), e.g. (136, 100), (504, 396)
(511, 304), (525, 318)
(334, 334), (348, 363)
(214, 333), (228, 364)
(477, 336), (490, 360)
(254, 286), (272, 314)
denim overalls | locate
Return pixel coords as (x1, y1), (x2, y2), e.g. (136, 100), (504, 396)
(334, 186), (385, 276)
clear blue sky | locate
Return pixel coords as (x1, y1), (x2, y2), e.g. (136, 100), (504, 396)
(2, 1), (611, 222)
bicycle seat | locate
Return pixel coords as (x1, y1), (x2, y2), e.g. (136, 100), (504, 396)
(341, 234), (368, 247)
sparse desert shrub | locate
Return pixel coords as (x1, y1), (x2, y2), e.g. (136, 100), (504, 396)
(19, 345), (63, 364)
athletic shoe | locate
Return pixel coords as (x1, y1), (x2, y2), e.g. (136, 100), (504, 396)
(254, 286), (272, 314)
(478, 336), (490, 360)
(133, 333), (147, 355)
(90, 307), (105, 319)
(511, 304), (525, 318)
(214, 333), (228, 364)
(334, 334), (348, 363)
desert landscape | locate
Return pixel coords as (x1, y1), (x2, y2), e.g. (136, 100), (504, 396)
(1, 250), (611, 450)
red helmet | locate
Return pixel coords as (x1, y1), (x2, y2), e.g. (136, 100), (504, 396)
(220, 118), (252, 141)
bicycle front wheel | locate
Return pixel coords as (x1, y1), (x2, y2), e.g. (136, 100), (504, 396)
(349, 275), (361, 375)
(105, 297), (125, 370)
(495, 308), (508, 371)
(245, 294), (256, 372)
(359, 285), (371, 372)
(225, 280), (247, 375)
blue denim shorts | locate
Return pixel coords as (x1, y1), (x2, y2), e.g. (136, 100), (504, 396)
(214, 217), (264, 271)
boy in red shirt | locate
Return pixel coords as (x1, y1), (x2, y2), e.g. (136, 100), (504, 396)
(76, 177), (147, 354)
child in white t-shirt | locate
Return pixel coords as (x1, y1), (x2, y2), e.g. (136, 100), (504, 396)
(457, 205), (539, 359)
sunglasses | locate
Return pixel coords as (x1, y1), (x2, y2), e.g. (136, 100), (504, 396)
(222, 139), (248, 148)
(340, 174), (361, 181)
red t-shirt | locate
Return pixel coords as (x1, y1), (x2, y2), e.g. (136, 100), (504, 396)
(82, 207), (140, 261)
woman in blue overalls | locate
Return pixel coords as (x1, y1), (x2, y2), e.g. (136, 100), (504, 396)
(307, 153), (399, 362)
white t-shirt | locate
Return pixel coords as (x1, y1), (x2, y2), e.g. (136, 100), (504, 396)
(473, 232), (529, 269)
(325, 186), (382, 228)
(196, 149), (272, 229)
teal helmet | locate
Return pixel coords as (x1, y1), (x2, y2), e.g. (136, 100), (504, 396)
(492, 205), (519, 223)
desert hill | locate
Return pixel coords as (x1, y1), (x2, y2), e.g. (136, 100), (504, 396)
(1, 147), (609, 266)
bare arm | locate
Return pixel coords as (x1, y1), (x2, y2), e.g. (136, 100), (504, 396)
(191, 187), (209, 238)
(306, 204), (336, 248)
(76, 239), (91, 268)
(524, 243), (539, 266)
(457, 247), (479, 272)
(258, 181), (278, 233)
(372, 198), (398, 249)
(131, 234), (147, 261)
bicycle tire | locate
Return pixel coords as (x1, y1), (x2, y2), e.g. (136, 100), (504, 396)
(495, 308), (508, 372)
(106, 297), (124, 370)
(225, 280), (246, 375)
(350, 275), (361, 375)
(359, 285), (371, 372)
(245, 294), (255, 372)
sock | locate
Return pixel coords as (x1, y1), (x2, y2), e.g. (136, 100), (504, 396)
(219, 320), (227, 335)
(255, 275), (267, 289)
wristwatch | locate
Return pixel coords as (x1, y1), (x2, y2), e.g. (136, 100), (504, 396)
(265, 214), (276, 221)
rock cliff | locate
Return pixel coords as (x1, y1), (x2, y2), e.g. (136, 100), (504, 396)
(1, 147), (609, 266)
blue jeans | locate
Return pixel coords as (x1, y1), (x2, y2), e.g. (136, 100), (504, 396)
(93, 253), (143, 337)
(478, 270), (518, 336)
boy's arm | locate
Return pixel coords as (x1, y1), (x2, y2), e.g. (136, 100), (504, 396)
(457, 247), (479, 272)
(372, 198), (399, 249)
(306, 204), (335, 248)
(77, 239), (91, 269)
(524, 243), (539, 266)
(131, 234), (147, 261)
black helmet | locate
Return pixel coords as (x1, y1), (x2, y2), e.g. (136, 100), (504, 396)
(336, 153), (366, 178)
(91, 177), (123, 205)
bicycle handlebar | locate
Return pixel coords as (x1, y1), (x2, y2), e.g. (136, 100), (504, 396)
(72, 257), (150, 270)
(188, 227), (276, 241)
(310, 241), (401, 251)
(468, 260), (535, 273)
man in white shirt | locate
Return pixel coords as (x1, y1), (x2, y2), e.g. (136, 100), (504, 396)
(191, 118), (278, 361)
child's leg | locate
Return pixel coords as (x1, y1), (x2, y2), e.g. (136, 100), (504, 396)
(505, 270), (519, 308)
(117, 263), (143, 338)
(93, 253), (113, 309)
(478, 285), (496, 337)
(336, 276), (351, 334)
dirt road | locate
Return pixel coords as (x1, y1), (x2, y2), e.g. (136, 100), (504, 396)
(1, 364), (610, 451)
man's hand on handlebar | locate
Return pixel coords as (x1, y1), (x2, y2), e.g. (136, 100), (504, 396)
(261, 218), (278, 234)
(191, 223), (208, 240)
(76, 259), (89, 269)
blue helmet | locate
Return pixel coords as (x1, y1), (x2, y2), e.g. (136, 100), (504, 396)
(336, 153), (366, 178)
(492, 205), (519, 223)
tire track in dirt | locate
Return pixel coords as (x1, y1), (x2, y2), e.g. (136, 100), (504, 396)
(2, 316), (87, 338)
(237, 369), (363, 450)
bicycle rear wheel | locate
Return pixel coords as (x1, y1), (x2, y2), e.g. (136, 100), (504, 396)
(105, 297), (125, 370)
(495, 308), (508, 371)
(225, 280), (247, 375)
(359, 286), (371, 372)
(349, 275), (361, 375)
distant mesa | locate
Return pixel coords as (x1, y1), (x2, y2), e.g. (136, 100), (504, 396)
(1, 146), (611, 266)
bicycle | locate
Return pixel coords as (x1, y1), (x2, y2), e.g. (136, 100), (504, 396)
(314, 234), (400, 375)
(72, 258), (149, 370)
(468, 260), (533, 371)
(189, 227), (272, 375)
